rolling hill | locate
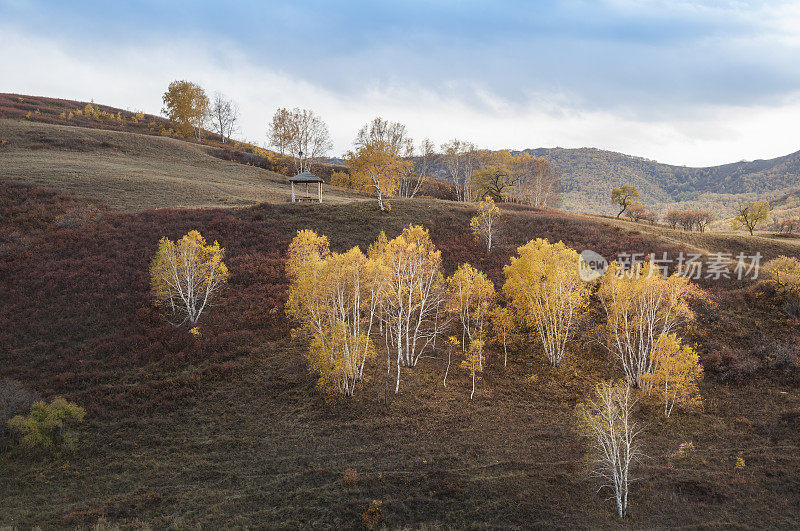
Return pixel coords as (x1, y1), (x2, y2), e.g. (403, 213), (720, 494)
(4, 93), (799, 220)
(1, 181), (799, 527)
(525, 147), (800, 216)
(0, 119), (364, 211)
(1, 94), (800, 528)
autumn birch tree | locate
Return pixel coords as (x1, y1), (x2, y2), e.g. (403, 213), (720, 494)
(641, 334), (703, 417)
(345, 141), (409, 211)
(490, 306), (515, 367)
(209, 92), (239, 144)
(503, 239), (589, 367)
(470, 196), (501, 252)
(268, 107), (295, 156)
(576, 380), (643, 518)
(285, 231), (383, 396)
(378, 225), (446, 393)
(446, 263), (496, 370)
(150, 230), (229, 326)
(597, 261), (696, 388)
(162, 80), (209, 140)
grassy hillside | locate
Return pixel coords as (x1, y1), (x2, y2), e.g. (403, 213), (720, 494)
(1, 181), (798, 527)
(526, 147), (800, 216)
(0, 119), (364, 210)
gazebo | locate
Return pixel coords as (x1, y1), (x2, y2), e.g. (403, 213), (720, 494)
(288, 171), (324, 203)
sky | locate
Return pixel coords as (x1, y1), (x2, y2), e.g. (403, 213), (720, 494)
(2, 0), (800, 166)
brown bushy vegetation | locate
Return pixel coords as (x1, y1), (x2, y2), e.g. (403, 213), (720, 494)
(1, 182), (799, 527)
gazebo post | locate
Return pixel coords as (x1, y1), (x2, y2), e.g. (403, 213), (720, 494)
(291, 182), (295, 202)
(318, 182), (322, 203)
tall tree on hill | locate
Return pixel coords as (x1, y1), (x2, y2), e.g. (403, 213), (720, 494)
(345, 141), (409, 211)
(470, 150), (515, 202)
(287, 108), (333, 174)
(611, 185), (640, 218)
(354, 117), (412, 156)
(267, 107), (294, 156)
(354, 117), (427, 198)
(408, 138), (438, 198)
(162, 80), (209, 141)
(209, 92), (239, 144)
(732, 200), (770, 235)
(513, 153), (559, 207)
(267, 108), (332, 173)
(442, 139), (480, 202)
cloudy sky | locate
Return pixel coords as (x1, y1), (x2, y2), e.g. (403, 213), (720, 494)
(2, 0), (800, 166)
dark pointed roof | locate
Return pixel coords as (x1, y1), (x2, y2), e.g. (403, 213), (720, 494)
(288, 171), (324, 183)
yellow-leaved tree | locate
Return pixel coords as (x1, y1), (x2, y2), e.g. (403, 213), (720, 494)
(503, 239), (589, 367)
(462, 339), (484, 399)
(150, 230), (229, 326)
(490, 306), (516, 367)
(732, 200), (770, 235)
(470, 196), (501, 252)
(344, 141), (411, 211)
(285, 230), (383, 396)
(378, 225), (447, 393)
(576, 380), (643, 518)
(162, 80), (210, 140)
(764, 255), (800, 295)
(641, 333), (703, 417)
(446, 263), (496, 370)
(597, 261), (697, 387)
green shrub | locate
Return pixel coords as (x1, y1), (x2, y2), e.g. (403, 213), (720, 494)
(7, 397), (86, 452)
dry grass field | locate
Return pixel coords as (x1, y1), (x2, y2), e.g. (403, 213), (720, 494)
(591, 214), (800, 262)
(0, 119), (364, 211)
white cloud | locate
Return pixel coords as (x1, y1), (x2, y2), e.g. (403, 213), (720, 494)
(2, 25), (800, 167)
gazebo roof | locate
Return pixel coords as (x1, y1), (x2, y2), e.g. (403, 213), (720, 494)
(288, 171), (324, 183)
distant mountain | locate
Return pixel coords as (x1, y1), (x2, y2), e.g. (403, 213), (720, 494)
(524, 147), (800, 216)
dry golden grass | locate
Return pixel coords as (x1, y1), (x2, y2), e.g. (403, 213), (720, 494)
(0, 119), (365, 211)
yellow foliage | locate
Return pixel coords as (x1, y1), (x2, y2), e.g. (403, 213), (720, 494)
(490, 305), (516, 366)
(330, 170), (355, 189)
(470, 196), (500, 251)
(641, 333), (703, 417)
(503, 238), (589, 366)
(732, 200), (770, 234)
(8, 398), (86, 452)
(344, 141), (410, 211)
(446, 263), (495, 369)
(598, 261), (696, 387)
(764, 255), (800, 295)
(162, 79), (210, 138)
(285, 232), (380, 396)
(150, 230), (229, 326)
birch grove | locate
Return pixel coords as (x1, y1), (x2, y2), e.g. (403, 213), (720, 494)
(150, 230), (229, 326)
(286, 226), (445, 395)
